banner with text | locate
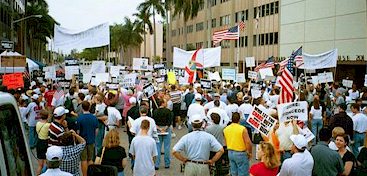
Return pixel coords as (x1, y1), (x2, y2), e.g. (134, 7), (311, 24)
(246, 106), (277, 136)
(277, 101), (308, 122)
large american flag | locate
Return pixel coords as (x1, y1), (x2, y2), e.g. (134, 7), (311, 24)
(277, 46), (302, 74)
(294, 47), (303, 68)
(278, 67), (294, 104)
(255, 56), (275, 72)
(212, 25), (239, 44)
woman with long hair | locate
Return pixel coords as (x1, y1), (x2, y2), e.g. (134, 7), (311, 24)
(335, 134), (355, 176)
(310, 95), (323, 144)
(95, 129), (127, 176)
(35, 109), (50, 175)
(249, 142), (280, 176)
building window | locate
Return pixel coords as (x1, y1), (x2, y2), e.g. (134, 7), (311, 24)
(261, 34), (265, 45)
(210, 0), (217, 6)
(270, 2), (274, 15)
(265, 33), (269, 45)
(212, 18), (216, 28)
(187, 25), (193, 33)
(171, 30), (176, 37)
(253, 35), (257, 46)
(274, 32), (278, 44)
(235, 10), (246, 23)
(275, 1), (279, 14)
(261, 5), (265, 17)
(254, 7), (257, 18)
(269, 33), (274, 45)
(221, 40), (230, 48)
(220, 15), (230, 26)
(196, 22), (204, 31)
(245, 9), (249, 20)
(196, 42), (204, 49)
(220, 0), (229, 3)
(266, 4), (270, 16)
(245, 36), (248, 47)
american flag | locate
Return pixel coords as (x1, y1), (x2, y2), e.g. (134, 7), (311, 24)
(255, 56), (275, 72)
(239, 21), (246, 31)
(278, 67), (294, 104)
(294, 47), (303, 68)
(23, 66), (31, 81)
(277, 58), (289, 74)
(277, 46), (302, 74)
(212, 25), (240, 44)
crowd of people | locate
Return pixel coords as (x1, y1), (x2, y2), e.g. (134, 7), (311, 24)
(7, 76), (367, 176)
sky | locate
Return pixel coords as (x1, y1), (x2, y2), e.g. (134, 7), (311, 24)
(46, 0), (145, 30)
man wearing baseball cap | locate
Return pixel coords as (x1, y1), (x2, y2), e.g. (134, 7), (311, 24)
(279, 134), (314, 176)
(187, 94), (205, 132)
(204, 92), (227, 111)
(48, 107), (69, 146)
(173, 114), (224, 175)
(40, 146), (72, 176)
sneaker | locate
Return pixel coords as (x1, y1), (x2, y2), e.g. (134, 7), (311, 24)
(178, 125), (182, 130)
(172, 133), (176, 138)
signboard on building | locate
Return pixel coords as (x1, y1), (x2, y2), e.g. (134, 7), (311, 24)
(0, 55), (26, 67)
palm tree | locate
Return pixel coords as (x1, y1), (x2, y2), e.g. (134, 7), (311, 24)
(133, 9), (153, 57)
(137, 0), (165, 59)
(120, 17), (144, 65)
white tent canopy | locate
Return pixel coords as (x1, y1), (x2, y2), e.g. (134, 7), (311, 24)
(0, 51), (40, 73)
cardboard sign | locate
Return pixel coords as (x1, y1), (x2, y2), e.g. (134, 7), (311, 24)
(106, 83), (119, 90)
(311, 76), (319, 85)
(259, 67), (274, 79)
(143, 83), (155, 98)
(65, 66), (79, 80)
(277, 101), (308, 122)
(342, 79), (353, 88)
(133, 58), (152, 71)
(245, 57), (256, 67)
(208, 71), (221, 81)
(222, 68), (236, 80)
(236, 73), (246, 83)
(120, 73), (137, 88)
(246, 106), (277, 136)
(110, 66), (124, 77)
(156, 77), (165, 83)
(317, 72), (333, 83)
(90, 61), (106, 74)
(92, 73), (111, 86)
(83, 73), (92, 84)
(153, 64), (165, 69)
(201, 79), (212, 89)
(2, 73), (24, 89)
(298, 126), (315, 143)
(58, 79), (71, 88)
(1, 55), (26, 67)
(248, 71), (258, 80)
(44, 66), (56, 80)
(167, 72), (177, 85)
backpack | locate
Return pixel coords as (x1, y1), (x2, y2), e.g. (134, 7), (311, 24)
(64, 97), (75, 112)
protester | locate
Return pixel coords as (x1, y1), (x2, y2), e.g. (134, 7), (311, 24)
(105, 92), (122, 135)
(40, 146), (73, 176)
(126, 97), (139, 145)
(310, 95), (323, 144)
(36, 109), (51, 175)
(26, 93), (42, 149)
(335, 134), (355, 176)
(250, 142), (280, 176)
(329, 103), (354, 139)
(59, 131), (86, 176)
(277, 120), (299, 162)
(130, 106), (158, 140)
(49, 106), (69, 146)
(207, 99), (230, 126)
(187, 94), (205, 132)
(169, 85), (182, 129)
(357, 133), (367, 175)
(225, 97), (239, 121)
(351, 103), (367, 156)
(204, 93), (227, 110)
(329, 127), (351, 151)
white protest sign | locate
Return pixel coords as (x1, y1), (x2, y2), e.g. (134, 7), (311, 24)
(44, 66), (56, 80)
(200, 79), (212, 89)
(222, 68), (236, 80)
(106, 83), (119, 90)
(143, 83), (155, 98)
(65, 66), (80, 80)
(248, 71), (258, 80)
(277, 101), (308, 122)
(236, 73), (246, 83)
(92, 73), (111, 86)
(259, 67), (274, 79)
(251, 89), (262, 99)
(83, 73), (92, 84)
(342, 79), (353, 88)
(208, 71), (221, 81)
(110, 66), (124, 77)
(246, 106), (277, 136)
(317, 72), (333, 83)
(90, 61), (106, 74)
(133, 58), (152, 71)
(298, 126), (315, 143)
(365, 75), (367, 87)
(246, 57), (256, 67)
(156, 77), (165, 83)
(120, 73), (137, 88)
(311, 76), (319, 85)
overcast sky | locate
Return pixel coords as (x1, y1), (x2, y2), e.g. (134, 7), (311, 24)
(46, 0), (145, 30)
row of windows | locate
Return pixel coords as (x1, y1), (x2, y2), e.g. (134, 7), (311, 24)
(254, 1), (279, 18)
(196, 22), (204, 31)
(219, 15), (230, 26)
(187, 25), (194, 33)
(253, 32), (278, 46)
(235, 10), (249, 23)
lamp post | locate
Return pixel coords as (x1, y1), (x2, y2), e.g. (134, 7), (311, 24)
(11, 15), (42, 52)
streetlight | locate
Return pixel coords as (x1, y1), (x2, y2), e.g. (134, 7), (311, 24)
(11, 14), (42, 51)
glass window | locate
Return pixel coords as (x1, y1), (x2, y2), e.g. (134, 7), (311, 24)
(265, 33), (269, 45)
(261, 5), (265, 17)
(254, 7), (257, 18)
(266, 4), (270, 16)
(245, 10), (249, 20)
(270, 33), (274, 44)
(253, 35), (257, 46)
(245, 36), (248, 47)
(275, 1), (279, 14)
(274, 32), (278, 44)
(196, 22), (204, 31)
(270, 2), (274, 15)
(261, 34), (265, 45)
(235, 12), (239, 23)
(212, 18), (216, 28)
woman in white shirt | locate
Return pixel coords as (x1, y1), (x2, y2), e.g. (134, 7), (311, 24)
(310, 95), (323, 145)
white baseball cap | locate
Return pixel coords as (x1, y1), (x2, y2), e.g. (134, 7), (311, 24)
(129, 97), (137, 104)
(194, 94), (202, 100)
(53, 106), (69, 117)
(290, 134), (308, 150)
(213, 93), (220, 97)
(46, 146), (63, 161)
(191, 114), (203, 124)
(31, 94), (39, 100)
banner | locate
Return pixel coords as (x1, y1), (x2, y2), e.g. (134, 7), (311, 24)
(143, 83), (155, 98)
(200, 79), (212, 89)
(173, 47), (221, 68)
(65, 66), (79, 80)
(90, 61), (106, 74)
(0, 55), (26, 67)
(53, 23), (110, 54)
(246, 106), (277, 136)
(342, 79), (353, 88)
(299, 49), (338, 69)
(277, 101), (308, 122)
(2, 73), (24, 89)
(120, 73), (137, 88)
(248, 71), (258, 80)
(245, 57), (255, 67)
(222, 68), (236, 80)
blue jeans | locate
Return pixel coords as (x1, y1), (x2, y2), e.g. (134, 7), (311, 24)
(95, 122), (105, 153)
(312, 119), (323, 145)
(29, 126), (37, 148)
(228, 150), (249, 176)
(155, 128), (171, 168)
(353, 133), (365, 156)
(118, 171), (124, 176)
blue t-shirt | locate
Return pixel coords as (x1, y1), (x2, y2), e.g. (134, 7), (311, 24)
(77, 113), (98, 145)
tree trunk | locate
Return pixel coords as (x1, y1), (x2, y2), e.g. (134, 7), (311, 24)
(184, 20), (187, 49)
(144, 23), (147, 57)
(153, 10), (157, 61)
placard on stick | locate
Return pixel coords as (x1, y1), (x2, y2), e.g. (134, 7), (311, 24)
(200, 79), (212, 89)
(277, 101), (308, 122)
(143, 83), (156, 98)
(246, 106), (277, 137)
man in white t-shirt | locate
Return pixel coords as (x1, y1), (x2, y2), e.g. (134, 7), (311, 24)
(207, 100), (230, 126)
(130, 106), (158, 141)
(204, 93), (227, 110)
(105, 102), (122, 136)
(348, 84), (360, 100)
(187, 94), (205, 132)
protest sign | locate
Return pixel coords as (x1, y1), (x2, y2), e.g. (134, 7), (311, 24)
(156, 77), (165, 83)
(44, 66), (56, 80)
(317, 72), (333, 83)
(311, 76), (319, 85)
(248, 71), (258, 80)
(143, 83), (155, 98)
(167, 72), (177, 85)
(106, 83), (119, 90)
(82, 73), (92, 84)
(264, 76), (276, 82)
(65, 66), (79, 80)
(222, 68), (236, 80)
(90, 61), (106, 74)
(251, 89), (262, 99)
(58, 79), (71, 88)
(120, 73), (137, 88)
(110, 66), (124, 77)
(245, 57), (255, 67)
(236, 73), (246, 83)
(298, 126), (315, 143)
(246, 106), (277, 136)
(259, 67), (274, 79)
(92, 73), (111, 86)
(2, 73), (24, 89)
(277, 101), (308, 122)
(200, 79), (212, 89)
(133, 58), (152, 71)
(1, 55), (26, 67)
(159, 68), (185, 77)
(208, 71), (221, 81)
(342, 79), (353, 88)
(153, 63), (165, 69)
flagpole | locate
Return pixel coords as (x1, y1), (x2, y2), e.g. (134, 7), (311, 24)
(236, 25), (240, 75)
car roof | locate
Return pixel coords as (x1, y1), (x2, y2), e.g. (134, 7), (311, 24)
(0, 92), (18, 107)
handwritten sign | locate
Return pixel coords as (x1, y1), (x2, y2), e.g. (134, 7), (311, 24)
(44, 66), (56, 80)
(277, 101), (308, 122)
(208, 71), (221, 81)
(156, 77), (165, 83)
(200, 79), (212, 89)
(342, 79), (353, 88)
(83, 73), (92, 84)
(317, 72), (333, 83)
(133, 58), (152, 71)
(120, 73), (137, 88)
(90, 61), (106, 74)
(92, 73), (111, 86)
(143, 83), (155, 98)
(110, 66), (124, 77)
(222, 68), (236, 80)
(298, 126), (315, 143)
(246, 106), (277, 136)
(65, 66), (79, 80)
(245, 57), (255, 67)
(259, 67), (273, 79)
(236, 73), (246, 83)
(248, 71), (258, 80)
(2, 73), (24, 89)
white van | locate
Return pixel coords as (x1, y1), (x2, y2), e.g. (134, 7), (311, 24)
(0, 92), (34, 175)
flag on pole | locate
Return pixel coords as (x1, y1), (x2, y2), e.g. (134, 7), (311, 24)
(277, 58), (289, 74)
(239, 21), (246, 31)
(255, 56), (275, 72)
(277, 46), (302, 74)
(278, 67), (294, 104)
(212, 25), (240, 44)
(294, 47), (303, 68)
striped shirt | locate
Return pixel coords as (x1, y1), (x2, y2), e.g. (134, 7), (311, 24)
(170, 91), (182, 104)
(48, 121), (65, 146)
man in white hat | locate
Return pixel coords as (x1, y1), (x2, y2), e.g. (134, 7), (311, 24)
(173, 114), (224, 175)
(40, 146), (72, 176)
(187, 94), (205, 132)
(204, 93), (227, 111)
(49, 106), (69, 146)
(279, 134), (314, 176)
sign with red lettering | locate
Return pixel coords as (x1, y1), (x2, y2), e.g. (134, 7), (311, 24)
(246, 106), (277, 137)
(2, 73), (24, 89)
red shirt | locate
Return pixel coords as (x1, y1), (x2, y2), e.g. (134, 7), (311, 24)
(44, 90), (55, 107)
(249, 162), (278, 176)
